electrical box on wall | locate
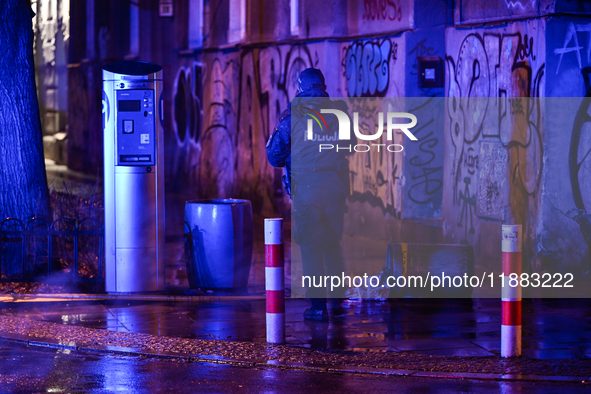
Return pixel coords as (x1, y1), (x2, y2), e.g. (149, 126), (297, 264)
(418, 56), (444, 88)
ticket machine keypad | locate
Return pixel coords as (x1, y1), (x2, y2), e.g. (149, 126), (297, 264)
(116, 89), (155, 166)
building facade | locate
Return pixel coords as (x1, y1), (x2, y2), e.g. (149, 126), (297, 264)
(33, 0), (591, 277)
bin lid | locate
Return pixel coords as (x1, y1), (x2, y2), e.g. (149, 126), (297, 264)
(103, 61), (162, 76)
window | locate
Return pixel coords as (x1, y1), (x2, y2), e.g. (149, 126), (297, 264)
(159, 0), (173, 17)
(129, 0), (139, 57)
(189, 0), (204, 49)
(228, 0), (245, 44)
(86, 0), (95, 59)
(290, 0), (299, 36)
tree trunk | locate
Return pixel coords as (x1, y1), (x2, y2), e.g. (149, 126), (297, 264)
(0, 0), (48, 222)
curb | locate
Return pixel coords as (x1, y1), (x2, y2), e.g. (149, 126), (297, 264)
(0, 293), (267, 303)
(0, 333), (588, 384)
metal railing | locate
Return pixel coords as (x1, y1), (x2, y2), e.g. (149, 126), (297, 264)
(0, 216), (104, 282)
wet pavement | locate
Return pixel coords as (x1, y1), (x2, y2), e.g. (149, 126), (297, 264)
(4, 173), (587, 385)
(2, 309), (591, 380)
(3, 341), (589, 394)
(2, 297), (591, 361)
(156, 192), (591, 360)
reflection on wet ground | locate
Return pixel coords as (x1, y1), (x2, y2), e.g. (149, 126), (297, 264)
(5, 298), (591, 359)
(3, 342), (588, 394)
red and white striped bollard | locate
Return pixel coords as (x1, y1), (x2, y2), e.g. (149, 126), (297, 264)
(265, 218), (285, 344)
(501, 224), (522, 357)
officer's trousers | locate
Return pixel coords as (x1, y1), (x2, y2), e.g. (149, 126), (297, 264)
(292, 183), (346, 302)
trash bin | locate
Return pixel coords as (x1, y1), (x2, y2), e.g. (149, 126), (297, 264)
(184, 199), (253, 289)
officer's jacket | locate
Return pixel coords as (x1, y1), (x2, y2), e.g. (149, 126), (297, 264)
(266, 89), (350, 194)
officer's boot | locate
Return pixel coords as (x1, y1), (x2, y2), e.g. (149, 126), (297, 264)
(304, 298), (328, 321)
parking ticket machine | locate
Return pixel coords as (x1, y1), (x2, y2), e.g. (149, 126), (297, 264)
(102, 61), (164, 293)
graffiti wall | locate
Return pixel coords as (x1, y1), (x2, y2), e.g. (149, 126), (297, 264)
(31, 0), (591, 279)
(443, 19), (546, 268)
(236, 44), (319, 212)
(455, 0), (554, 25)
(540, 18), (591, 270)
(339, 37), (406, 217)
(352, 0), (413, 36)
(167, 43), (332, 215)
(547, 18), (591, 96)
(402, 26), (446, 219)
(162, 15), (591, 272)
(164, 36), (410, 217)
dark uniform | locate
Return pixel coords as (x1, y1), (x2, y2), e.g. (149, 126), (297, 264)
(266, 68), (350, 320)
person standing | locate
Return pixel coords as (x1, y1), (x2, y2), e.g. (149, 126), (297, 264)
(266, 68), (350, 321)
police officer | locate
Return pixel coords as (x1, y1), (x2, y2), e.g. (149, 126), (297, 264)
(266, 68), (349, 321)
